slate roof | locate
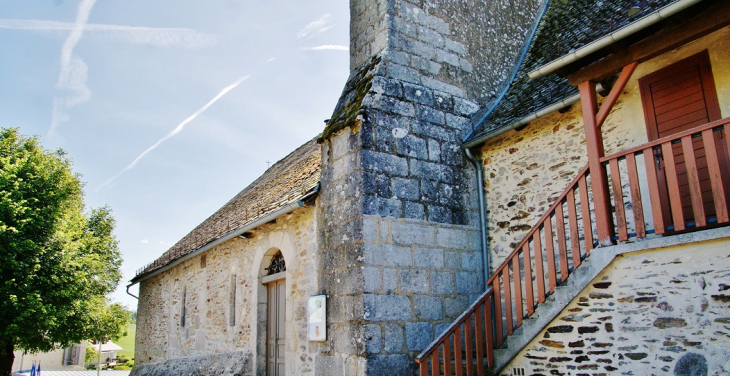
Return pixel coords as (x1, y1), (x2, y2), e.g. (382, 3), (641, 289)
(132, 137), (321, 282)
(464, 0), (680, 144)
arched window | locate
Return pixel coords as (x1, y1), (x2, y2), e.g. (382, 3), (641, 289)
(265, 251), (286, 275)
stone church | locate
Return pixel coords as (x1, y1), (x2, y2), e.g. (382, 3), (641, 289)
(129, 0), (730, 375)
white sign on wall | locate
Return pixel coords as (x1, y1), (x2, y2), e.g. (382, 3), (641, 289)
(307, 295), (327, 341)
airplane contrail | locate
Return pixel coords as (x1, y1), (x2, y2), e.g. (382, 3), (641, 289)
(99, 75), (250, 189)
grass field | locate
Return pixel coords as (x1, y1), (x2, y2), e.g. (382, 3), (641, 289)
(115, 323), (136, 359)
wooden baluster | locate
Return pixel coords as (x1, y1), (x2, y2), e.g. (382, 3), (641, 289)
(702, 129), (729, 223)
(544, 218), (557, 294)
(578, 174), (594, 254)
(566, 189), (582, 268)
(503, 267), (513, 335)
(512, 257), (523, 327)
(443, 332), (453, 376)
(464, 315), (474, 376)
(431, 347), (439, 376)
(454, 326), (464, 376)
(522, 243), (534, 316)
(681, 136), (706, 227)
(625, 153), (646, 238)
(475, 305), (485, 376)
(555, 203), (569, 279)
(419, 358), (428, 376)
(643, 147), (665, 234)
(484, 294), (495, 368)
(662, 142), (685, 231)
(533, 229), (546, 303)
(609, 159), (628, 241)
(492, 279), (503, 346)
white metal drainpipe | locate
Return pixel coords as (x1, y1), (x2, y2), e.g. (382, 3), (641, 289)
(464, 148), (491, 288)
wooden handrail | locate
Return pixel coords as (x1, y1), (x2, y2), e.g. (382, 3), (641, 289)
(599, 117), (730, 163)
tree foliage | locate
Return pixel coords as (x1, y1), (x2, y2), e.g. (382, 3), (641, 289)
(0, 128), (130, 375)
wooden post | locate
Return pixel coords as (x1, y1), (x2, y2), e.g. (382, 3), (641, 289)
(579, 81), (615, 246)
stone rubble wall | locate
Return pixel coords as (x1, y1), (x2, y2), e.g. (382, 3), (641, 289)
(134, 207), (319, 376)
(500, 236), (730, 375)
(478, 27), (730, 274)
(130, 351), (251, 376)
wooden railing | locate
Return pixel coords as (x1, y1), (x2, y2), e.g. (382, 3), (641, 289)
(416, 117), (730, 375)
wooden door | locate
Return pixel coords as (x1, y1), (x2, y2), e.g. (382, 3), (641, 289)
(640, 50), (726, 228)
(266, 279), (286, 376)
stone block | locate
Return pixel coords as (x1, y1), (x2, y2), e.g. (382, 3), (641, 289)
(417, 25), (444, 48)
(363, 294), (413, 321)
(364, 196), (403, 218)
(365, 94), (416, 117)
(444, 295), (470, 318)
(410, 120), (454, 142)
(441, 142), (464, 166)
(456, 272), (484, 294)
(403, 82), (434, 106)
(406, 322), (433, 351)
(411, 159), (453, 183)
(366, 354), (412, 376)
(404, 201), (426, 221)
(420, 179), (439, 202)
(391, 177), (420, 201)
(383, 268), (398, 292)
(315, 356), (344, 376)
(365, 324), (383, 354)
(364, 267), (382, 292)
(395, 134), (428, 160)
(334, 324), (362, 354)
(391, 221), (436, 246)
(435, 48), (460, 67)
(384, 323), (405, 353)
(410, 55), (441, 76)
(445, 113), (469, 130)
(414, 247), (444, 268)
(454, 97), (480, 116)
(399, 268), (429, 293)
(370, 76), (403, 98)
(386, 61), (421, 84)
(363, 243), (412, 267)
(437, 227), (480, 250)
(433, 91), (454, 112)
(461, 251), (482, 271)
(427, 139), (441, 162)
(414, 295), (443, 320)
(362, 217), (379, 242)
(416, 104), (446, 125)
(430, 271), (455, 294)
(444, 38), (466, 55)
(428, 205), (453, 223)
(421, 76), (464, 97)
(361, 149), (409, 177)
(392, 16), (417, 38)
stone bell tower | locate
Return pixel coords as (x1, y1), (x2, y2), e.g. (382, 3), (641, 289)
(315, 0), (541, 374)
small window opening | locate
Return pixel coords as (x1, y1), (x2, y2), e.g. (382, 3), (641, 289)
(200, 254), (207, 268)
(229, 274), (237, 326)
(181, 286), (187, 327)
(265, 251), (286, 275)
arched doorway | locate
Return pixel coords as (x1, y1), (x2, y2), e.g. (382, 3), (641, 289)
(262, 250), (286, 376)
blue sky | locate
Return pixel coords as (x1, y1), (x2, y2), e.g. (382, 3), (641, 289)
(0, 0), (350, 310)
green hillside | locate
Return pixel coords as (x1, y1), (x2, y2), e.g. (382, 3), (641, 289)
(116, 323), (136, 359)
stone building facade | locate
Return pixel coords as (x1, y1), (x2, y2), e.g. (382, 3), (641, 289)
(131, 0), (730, 375)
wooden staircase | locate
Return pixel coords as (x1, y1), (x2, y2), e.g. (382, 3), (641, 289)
(416, 118), (730, 375)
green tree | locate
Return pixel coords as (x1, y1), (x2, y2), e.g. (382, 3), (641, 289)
(0, 128), (130, 376)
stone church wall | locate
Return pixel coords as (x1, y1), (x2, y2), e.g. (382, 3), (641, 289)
(500, 236), (730, 375)
(478, 27), (730, 274)
(134, 207), (319, 376)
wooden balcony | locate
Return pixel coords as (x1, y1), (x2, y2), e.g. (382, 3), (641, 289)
(416, 117), (730, 376)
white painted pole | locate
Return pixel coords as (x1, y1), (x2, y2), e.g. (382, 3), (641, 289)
(97, 342), (102, 376)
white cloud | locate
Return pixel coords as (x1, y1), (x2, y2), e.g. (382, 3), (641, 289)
(297, 13), (334, 39)
(302, 45), (349, 51)
(49, 0), (96, 137)
(0, 19), (216, 48)
(99, 75), (250, 189)
(140, 238), (149, 244)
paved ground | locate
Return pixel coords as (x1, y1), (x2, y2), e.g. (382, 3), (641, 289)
(14, 371), (131, 376)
